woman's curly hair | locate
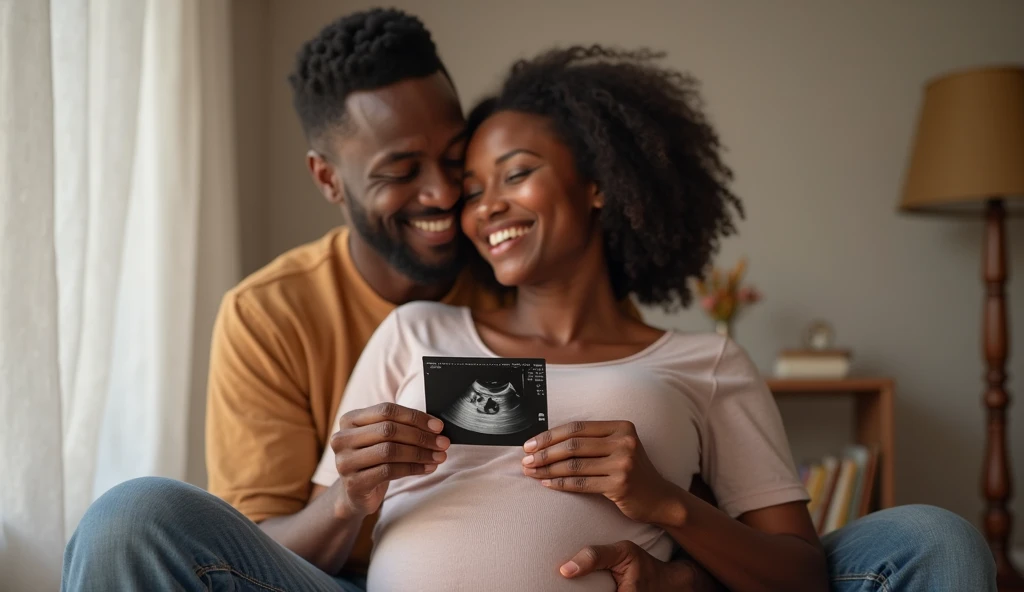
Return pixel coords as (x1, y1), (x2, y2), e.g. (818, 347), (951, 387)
(466, 46), (744, 310)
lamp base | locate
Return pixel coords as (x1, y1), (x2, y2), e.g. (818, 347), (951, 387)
(1004, 548), (1024, 591)
(998, 571), (1024, 592)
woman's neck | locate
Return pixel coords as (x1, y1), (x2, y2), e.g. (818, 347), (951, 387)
(509, 256), (627, 346)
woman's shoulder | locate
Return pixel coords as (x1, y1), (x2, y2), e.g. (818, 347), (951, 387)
(387, 301), (473, 340)
(392, 301), (468, 323)
(651, 329), (754, 376)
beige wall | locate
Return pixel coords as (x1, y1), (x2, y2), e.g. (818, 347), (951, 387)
(233, 0), (1024, 544)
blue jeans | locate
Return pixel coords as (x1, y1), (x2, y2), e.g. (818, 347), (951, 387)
(820, 503), (996, 591)
(63, 477), (996, 591)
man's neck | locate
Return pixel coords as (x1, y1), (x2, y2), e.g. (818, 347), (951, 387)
(348, 232), (456, 305)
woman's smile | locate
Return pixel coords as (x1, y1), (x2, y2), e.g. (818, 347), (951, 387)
(482, 221), (535, 256)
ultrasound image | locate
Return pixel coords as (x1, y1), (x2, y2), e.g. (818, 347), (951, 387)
(422, 357), (548, 446)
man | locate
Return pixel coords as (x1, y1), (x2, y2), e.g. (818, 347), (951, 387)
(63, 8), (995, 592)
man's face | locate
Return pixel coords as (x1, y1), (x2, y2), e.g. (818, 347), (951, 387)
(312, 72), (468, 284)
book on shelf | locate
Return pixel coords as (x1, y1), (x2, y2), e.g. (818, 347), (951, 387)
(774, 349), (851, 379)
(798, 444), (879, 535)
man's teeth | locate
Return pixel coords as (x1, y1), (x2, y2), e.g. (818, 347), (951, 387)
(410, 217), (453, 233)
(488, 226), (531, 247)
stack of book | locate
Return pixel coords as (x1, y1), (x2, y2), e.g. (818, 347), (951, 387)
(798, 444), (880, 535)
(774, 348), (852, 379)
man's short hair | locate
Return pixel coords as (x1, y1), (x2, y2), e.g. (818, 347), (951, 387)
(288, 8), (449, 142)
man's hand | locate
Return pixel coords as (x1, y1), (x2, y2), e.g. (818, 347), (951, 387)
(522, 420), (681, 524)
(560, 541), (711, 592)
(330, 402), (450, 518)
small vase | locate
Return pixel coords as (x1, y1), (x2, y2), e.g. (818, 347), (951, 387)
(714, 320), (732, 338)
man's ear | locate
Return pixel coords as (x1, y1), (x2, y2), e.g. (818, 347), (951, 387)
(307, 150), (345, 205)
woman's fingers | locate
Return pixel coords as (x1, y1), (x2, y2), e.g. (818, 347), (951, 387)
(523, 455), (619, 480)
(334, 420), (450, 453)
(522, 440), (618, 469)
(337, 441), (447, 475)
(538, 475), (612, 494)
(350, 462), (437, 495)
(524, 420), (627, 453)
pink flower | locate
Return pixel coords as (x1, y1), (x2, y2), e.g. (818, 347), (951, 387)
(700, 295), (717, 312)
(738, 287), (762, 304)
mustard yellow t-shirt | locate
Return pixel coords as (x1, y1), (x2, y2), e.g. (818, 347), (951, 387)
(205, 226), (503, 573)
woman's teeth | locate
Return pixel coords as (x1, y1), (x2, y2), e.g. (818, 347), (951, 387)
(488, 225), (531, 247)
(410, 217), (453, 233)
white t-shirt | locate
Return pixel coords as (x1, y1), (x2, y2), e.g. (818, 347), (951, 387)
(314, 302), (808, 592)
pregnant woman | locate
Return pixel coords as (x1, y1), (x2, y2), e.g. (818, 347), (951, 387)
(311, 46), (827, 592)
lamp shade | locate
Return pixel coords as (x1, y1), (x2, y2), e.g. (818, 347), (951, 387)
(900, 66), (1024, 214)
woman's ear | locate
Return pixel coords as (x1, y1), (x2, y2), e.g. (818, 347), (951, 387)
(590, 183), (604, 209)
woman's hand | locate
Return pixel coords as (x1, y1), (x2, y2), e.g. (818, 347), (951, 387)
(330, 403), (449, 518)
(522, 420), (682, 524)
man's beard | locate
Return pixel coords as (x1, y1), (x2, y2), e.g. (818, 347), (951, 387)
(347, 195), (466, 285)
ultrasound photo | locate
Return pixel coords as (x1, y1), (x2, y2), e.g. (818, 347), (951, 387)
(422, 356), (548, 446)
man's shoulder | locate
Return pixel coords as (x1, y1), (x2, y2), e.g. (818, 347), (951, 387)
(231, 227), (345, 299)
(214, 228), (363, 343)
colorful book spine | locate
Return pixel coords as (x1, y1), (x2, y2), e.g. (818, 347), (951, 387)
(797, 444), (880, 534)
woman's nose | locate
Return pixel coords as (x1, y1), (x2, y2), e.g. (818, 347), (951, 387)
(471, 187), (509, 220)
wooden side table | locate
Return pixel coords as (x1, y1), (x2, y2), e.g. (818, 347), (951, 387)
(766, 377), (896, 510)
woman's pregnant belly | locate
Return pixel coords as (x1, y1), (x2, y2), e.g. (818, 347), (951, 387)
(365, 446), (673, 592)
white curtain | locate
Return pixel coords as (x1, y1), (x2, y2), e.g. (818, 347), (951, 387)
(0, 1), (238, 588)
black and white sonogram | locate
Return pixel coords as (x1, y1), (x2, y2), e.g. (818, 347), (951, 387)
(422, 356), (548, 446)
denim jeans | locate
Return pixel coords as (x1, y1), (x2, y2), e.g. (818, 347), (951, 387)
(62, 477), (996, 591)
(820, 502), (996, 591)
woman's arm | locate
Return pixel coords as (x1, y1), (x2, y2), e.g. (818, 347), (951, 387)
(525, 337), (828, 592)
(655, 489), (827, 592)
(524, 421), (826, 592)
(680, 336), (827, 590)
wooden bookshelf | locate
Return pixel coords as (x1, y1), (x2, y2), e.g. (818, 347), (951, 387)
(766, 377), (895, 510)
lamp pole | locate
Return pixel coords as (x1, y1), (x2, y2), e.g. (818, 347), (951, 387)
(982, 198), (1024, 591)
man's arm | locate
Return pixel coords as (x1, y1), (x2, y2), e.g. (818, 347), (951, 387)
(207, 291), (363, 570)
(257, 482), (366, 574)
(251, 307), (447, 574)
(205, 292), (320, 523)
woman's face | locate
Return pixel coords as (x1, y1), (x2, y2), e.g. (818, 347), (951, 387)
(460, 110), (602, 288)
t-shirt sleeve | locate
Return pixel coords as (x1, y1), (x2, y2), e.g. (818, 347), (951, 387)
(205, 291), (318, 523)
(311, 308), (410, 487)
(701, 338), (810, 518)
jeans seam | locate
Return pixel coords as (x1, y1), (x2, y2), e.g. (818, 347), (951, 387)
(194, 563), (290, 592)
(831, 573), (891, 592)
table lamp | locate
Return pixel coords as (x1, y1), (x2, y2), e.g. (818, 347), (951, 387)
(900, 65), (1024, 591)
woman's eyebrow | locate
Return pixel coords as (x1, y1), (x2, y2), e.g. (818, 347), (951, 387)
(464, 148), (543, 178)
(496, 148), (541, 164)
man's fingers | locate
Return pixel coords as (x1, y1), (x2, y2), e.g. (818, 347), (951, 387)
(560, 542), (635, 578)
(343, 403), (444, 433)
(525, 421), (623, 453)
(522, 437), (616, 468)
(338, 442), (447, 475)
(336, 421), (450, 453)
